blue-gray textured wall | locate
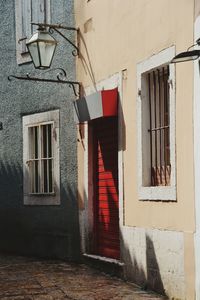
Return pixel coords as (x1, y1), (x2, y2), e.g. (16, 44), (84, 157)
(0, 0), (80, 260)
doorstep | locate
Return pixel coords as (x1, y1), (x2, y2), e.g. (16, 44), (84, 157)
(82, 253), (124, 277)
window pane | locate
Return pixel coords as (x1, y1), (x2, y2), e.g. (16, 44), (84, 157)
(29, 126), (39, 159)
(29, 160), (39, 193)
(148, 65), (170, 186)
(29, 161), (34, 193)
(34, 126), (39, 159)
(28, 127), (33, 159)
(28, 123), (54, 194)
(43, 159), (48, 193)
(41, 124), (53, 193)
(35, 160), (39, 193)
(42, 125), (47, 158)
(49, 159), (53, 193)
(48, 124), (52, 157)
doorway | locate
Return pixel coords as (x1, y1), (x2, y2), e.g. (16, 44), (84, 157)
(91, 117), (120, 259)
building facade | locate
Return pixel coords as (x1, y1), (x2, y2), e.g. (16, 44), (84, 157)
(2, 0), (200, 298)
(75, 0), (198, 299)
(0, 0), (80, 260)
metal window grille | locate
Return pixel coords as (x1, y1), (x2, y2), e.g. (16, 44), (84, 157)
(28, 122), (54, 194)
(148, 65), (171, 186)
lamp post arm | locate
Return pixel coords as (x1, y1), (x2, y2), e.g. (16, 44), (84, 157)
(53, 28), (79, 56)
(31, 22), (78, 31)
(31, 22), (79, 56)
(8, 73), (81, 97)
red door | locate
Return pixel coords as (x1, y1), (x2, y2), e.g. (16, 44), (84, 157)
(92, 117), (120, 259)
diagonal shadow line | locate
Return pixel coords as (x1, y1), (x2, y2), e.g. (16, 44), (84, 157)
(78, 31), (98, 93)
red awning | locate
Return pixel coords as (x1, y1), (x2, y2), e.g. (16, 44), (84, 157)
(74, 88), (118, 123)
(101, 88), (118, 117)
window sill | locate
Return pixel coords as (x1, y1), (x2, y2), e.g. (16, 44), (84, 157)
(29, 192), (56, 197)
(24, 194), (60, 206)
(138, 185), (176, 201)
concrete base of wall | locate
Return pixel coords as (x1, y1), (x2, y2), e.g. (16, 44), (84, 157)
(121, 226), (185, 299)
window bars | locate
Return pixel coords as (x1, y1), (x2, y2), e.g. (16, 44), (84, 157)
(28, 123), (54, 194)
(147, 65), (171, 186)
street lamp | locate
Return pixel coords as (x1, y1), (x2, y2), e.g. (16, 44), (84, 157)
(26, 27), (57, 69)
(171, 38), (200, 63)
(8, 23), (81, 97)
(171, 49), (200, 63)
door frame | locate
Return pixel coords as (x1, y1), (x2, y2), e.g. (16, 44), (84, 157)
(82, 72), (124, 259)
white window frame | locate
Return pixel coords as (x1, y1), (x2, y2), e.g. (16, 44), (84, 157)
(23, 110), (60, 205)
(137, 46), (176, 201)
(15, 0), (51, 65)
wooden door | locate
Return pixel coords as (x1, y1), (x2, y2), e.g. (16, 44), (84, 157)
(92, 117), (120, 259)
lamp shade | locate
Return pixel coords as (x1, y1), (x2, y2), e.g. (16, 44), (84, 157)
(171, 50), (200, 63)
(26, 30), (57, 69)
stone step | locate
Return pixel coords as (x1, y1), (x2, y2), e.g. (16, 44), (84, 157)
(82, 253), (124, 277)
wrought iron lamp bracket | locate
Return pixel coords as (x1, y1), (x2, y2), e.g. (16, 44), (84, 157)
(31, 22), (79, 56)
(8, 68), (81, 97)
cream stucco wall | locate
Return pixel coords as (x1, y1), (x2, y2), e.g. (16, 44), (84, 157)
(75, 0), (196, 298)
(75, 0), (195, 232)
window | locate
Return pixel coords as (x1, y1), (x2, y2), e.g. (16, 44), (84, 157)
(147, 66), (170, 186)
(28, 123), (54, 194)
(15, 0), (51, 64)
(23, 110), (60, 205)
(137, 46), (176, 201)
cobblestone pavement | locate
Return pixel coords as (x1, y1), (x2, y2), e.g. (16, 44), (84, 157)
(0, 255), (167, 300)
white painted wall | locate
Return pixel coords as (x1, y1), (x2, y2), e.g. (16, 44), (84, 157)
(194, 15), (200, 300)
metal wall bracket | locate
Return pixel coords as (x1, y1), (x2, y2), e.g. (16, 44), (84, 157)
(8, 68), (81, 97)
(31, 22), (79, 56)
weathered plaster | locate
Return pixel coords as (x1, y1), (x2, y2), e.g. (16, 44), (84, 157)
(195, 0), (200, 19)
(75, 0), (196, 298)
(121, 226), (185, 299)
(0, 0), (79, 260)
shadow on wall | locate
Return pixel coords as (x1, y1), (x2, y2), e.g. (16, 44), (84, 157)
(121, 232), (166, 296)
(146, 235), (166, 294)
(78, 180), (166, 295)
(77, 123), (164, 295)
(78, 31), (97, 93)
(118, 95), (126, 151)
(0, 160), (80, 261)
(77, 28), (126, 151)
